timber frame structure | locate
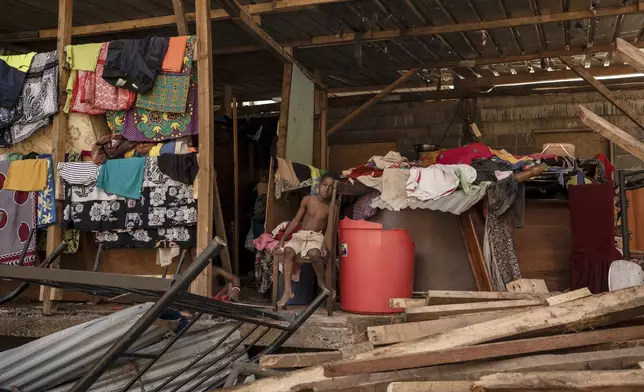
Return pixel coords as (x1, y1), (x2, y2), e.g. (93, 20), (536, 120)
(2, 0), (644, 309)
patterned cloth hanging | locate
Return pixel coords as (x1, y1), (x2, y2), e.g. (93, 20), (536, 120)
(36, 155), (56, 228)
(95, 226), (196, 249)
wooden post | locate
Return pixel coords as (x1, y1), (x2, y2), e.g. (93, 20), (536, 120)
(560, 56), (644, 132)
(171, 0), (189, 35)
(191, 0), (215, 297)
(232, 97), (240, 276)
(578, 104), (644, 161)
(458, 210), (492, 291)
(276, 49), (294, 158)
(320, 90), (328, 170)
(41, 0), (73, 315)
(327, 68), (420, 136)
(224, 85), (233, 117)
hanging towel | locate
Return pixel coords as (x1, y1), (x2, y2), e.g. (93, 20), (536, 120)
(0, 161), (37, 265)
(36, 155), (56, 228)
(162, 36), (189, 72)
(5, 159), (48, 191)
(102, 37), (169, 93)
(57, 162), (100, 185)
(96, 157), (146, 199)
(157, 152), (199, 184)
(0, 55), (35, 109)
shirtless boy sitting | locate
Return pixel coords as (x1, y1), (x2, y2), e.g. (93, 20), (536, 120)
(276, 173), (337, 308)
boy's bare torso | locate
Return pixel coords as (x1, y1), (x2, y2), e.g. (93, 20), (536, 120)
(300, 195), (330, 233)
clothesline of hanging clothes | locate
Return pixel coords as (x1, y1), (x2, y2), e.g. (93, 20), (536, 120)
(0, 35), (199, 149)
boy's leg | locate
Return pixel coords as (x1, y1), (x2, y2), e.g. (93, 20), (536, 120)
(306, 248), (328, 291)
(277, 247), (297, 308)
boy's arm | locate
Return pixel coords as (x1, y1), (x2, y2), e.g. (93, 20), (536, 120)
(278, 196), (308, 248)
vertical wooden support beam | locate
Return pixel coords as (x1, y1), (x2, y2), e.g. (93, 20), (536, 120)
(172, 0), (189, 35)
(191, 0), (215, 297)
(320, 90), (328, 170)
(224, 85), (233, 117)
(276, 48), (294, 158)
(232, 97), (240, 275)
(559, 56), (644, 132)
(41, 0), (73, 315)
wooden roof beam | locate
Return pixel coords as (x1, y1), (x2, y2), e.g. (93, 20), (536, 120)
(218, 0), (293, 64)
(616, 37), (644, 74)
(0, 0), (351, 43)
(560, 55), (644, 132)
(578, 105), (644, 162)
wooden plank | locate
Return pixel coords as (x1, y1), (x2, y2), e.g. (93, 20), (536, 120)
(0, 0), (352, 42)
(190, 0), (215, 297)
(324, 325), (644, 377)
(389, 298), (427, 309)
(471, 370), (644, 391)
(224, 85), (233, 117)
(546, 288), (592, 306)
(325, 181), (340, 315)
(232, 97), (239, 276)
(339, 341), (374, 358)
(218, 0), (293, 64)
(327, 68), (421, 136)
(294, 347), (644, 392)
(259, 352), (342, 369)
(425, 290), (550, 305)
(617, 39), (644, 74)
(560, 55), (644, 132)
(387, 381), (472, 392)
(578, 105), (644, 161)
(367, 309), (526, 346)
(319, 90), (328, 170)
(213, 173), (232, 274)
(405, 300), (543, 322)
(42, 0), (73, 315)
(171, 0), (189, 35)
(458, 210), (493, 291)
(506, 279), (549, 293)
(276, 55), (293, 158)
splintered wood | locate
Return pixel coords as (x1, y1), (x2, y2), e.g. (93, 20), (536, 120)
(241, 287), (644, 392)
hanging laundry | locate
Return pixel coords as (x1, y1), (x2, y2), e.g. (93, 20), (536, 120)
(91, 133), (138, 164)
(156, 152), (199, 185)
(7, 51), (59, 146)
(57, 162), (100, 185)
(136, 36), (195, 113)
(96, 226), (196, 249)
(90, 43), (136, 111)
(107, 69), (198, 142)
(0, 161), (37, 265)
(370, 151), (406, 169)
(70, 71), (106, 115)
(161, 36), (189, 72)
(61, 152), (82, 254)
(36, 155), (56, 228)
(0, 53), (36, 109)
(379, 168), (410, 211)
(143, 156), (186, 187)
(156, 247), (180, 267)
(96, 157), (146, 199)
(63, 43), (103, 113)
(160, 139), (190, 155)
(5, 159), (48, 191)
(102, 37), (169, 93)
(406, 164), (476, 201)
(436, 142), (493, 165)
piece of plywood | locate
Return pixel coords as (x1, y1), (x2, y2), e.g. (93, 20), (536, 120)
(368, 309), (527, 346)
(324, 325), (644, 377)
(426, 290), (550, 305)
(506, 279), (549, 293)
(285, 64), (315, 165)
(546, 288), (592, 306)
(471, 370), (644, 391)
(259, 352), (342, 369)
(405, 300), (543, 322)
(389, 298), (427, 309)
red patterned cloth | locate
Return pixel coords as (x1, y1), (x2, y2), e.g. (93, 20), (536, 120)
(569, 181), (621, 293)
(93, 43), (135, 111)
(436, 142), (493, 165)
(70, 70), (104, 115)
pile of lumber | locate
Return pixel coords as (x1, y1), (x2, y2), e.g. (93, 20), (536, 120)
(230, 279), (644, 392)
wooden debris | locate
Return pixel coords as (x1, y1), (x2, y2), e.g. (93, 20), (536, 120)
(578, 104), (644, 161)
(324, 325), (644, 377)
(368, 309), (526, 346)
(425, 290), (550, 305)
(389, 298), (427, 309)
(471, 370), (644, 391)
(546, 288), (592, 306)
(506, 279), (549, 293)
(387, 381), (472, 392)
(405, 300), (543, 322)
(260, 352), (342, 369)
(339, 342), (374, 358)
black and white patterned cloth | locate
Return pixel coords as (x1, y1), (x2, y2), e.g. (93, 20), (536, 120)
(95, 226), (196, 249)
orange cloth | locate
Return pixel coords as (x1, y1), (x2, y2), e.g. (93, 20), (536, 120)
(5, 159), (48, 191)
(161, 36), (189, 72)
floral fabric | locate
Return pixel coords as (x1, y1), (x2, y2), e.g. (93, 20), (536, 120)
(96, 226), (195, 249)
(36, 155), (56, 228)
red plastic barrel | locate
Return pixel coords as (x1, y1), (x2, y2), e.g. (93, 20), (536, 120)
(338, 218), (415, 314)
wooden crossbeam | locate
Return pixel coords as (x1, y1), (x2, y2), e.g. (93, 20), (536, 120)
(578, 105), (644, 161)
(0, 0), (351, 42)
(218, 0), (293, 64)
(560, 56), (644, 132)
(617, 37), (644, 74)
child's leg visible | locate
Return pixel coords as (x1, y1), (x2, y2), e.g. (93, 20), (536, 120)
(277, 247), (297, 308)
(306, 248), (328, 292)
